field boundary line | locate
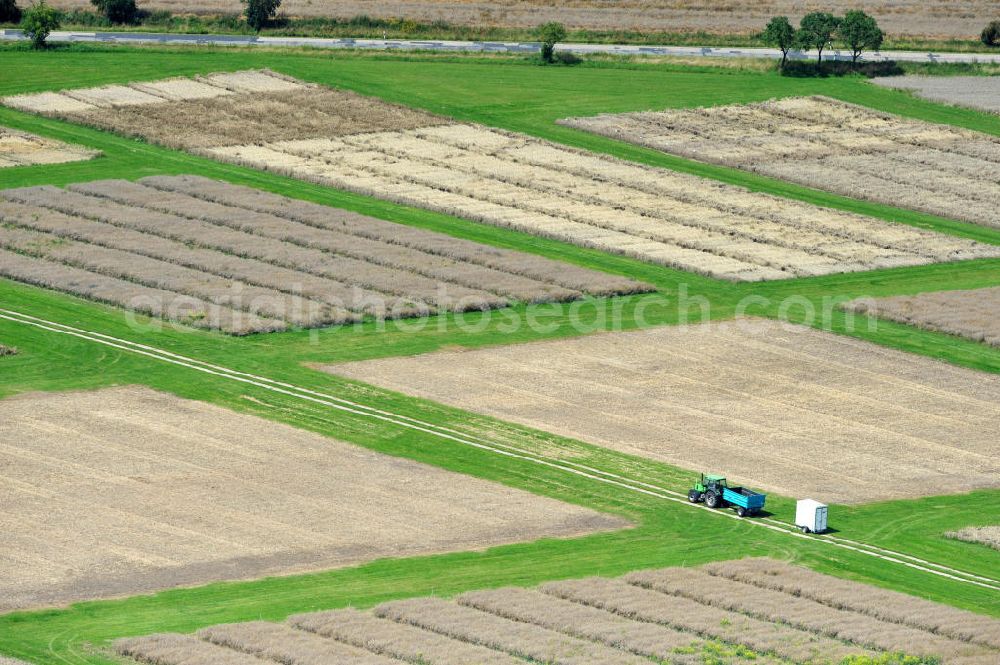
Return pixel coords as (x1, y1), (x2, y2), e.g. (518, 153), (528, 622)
(1, 306), (998, 593)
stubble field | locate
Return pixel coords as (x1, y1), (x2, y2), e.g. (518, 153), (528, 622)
(846, 286), (1000, 347)
(947, 527), (1000, 551)
(872, 76), (1000, 115)
(561, 96), (1000, 230)
(0, 386), (625, 612)
(0, 126), (98, 168)
(9, 74), (999, 283)
(329, 319), (1000, 504)
(39, 0), (996, 38)
(114, 558), (1000, 665)
(0, 175), (644, 334)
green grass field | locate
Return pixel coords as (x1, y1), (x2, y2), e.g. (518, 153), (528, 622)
(1, 44), (999, 664)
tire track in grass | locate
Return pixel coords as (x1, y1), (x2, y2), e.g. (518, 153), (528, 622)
(1, 306), (998, 593)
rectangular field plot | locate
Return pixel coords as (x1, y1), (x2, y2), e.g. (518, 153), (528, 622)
(327, 319), (1000, 504)
(0, 126), (98, 168)
(115, 559), (1000, 665)
(0, 386), (625, 611)
(846, 287), (1000, 347)
(8, 76), (999, 282)
(560, 96), (1000, 230)
(0, 176), (646, 334)
(947, 526), (1000, 552)
(873, 76), (1000, 115)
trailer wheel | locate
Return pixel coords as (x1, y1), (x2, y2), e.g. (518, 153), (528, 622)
(736, 507), (747, 518)
(799, 525), (810, 534)
(705, 492), (720, 509)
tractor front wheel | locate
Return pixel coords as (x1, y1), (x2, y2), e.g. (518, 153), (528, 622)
(705, 492), (721, 509)
(687, 490), (702, 503)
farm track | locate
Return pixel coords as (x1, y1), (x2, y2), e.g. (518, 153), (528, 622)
(1, 306), (998, 593)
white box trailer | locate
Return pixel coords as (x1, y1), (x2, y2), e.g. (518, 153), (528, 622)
(795, 499), (828, 534)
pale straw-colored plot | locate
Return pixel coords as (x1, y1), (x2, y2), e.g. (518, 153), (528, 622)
(560, 95), (1000, 229)
(375, 596), (649, 665)
(199, 69), (308, 93)
(290, 608), (525, 665)
(541, 577), (872, 664)
(116, 634), (273, 665)
(198, 622), (404, 664)
(114, 559), (1000, 665)
(845, 287), (1000, 347)
(64, 84), (166, 108)
(130, 77), (233, 101)
(702, 558), (1000, 650)
(625, 567), (991, 661)
(946, 527), (1000, 553)
(327, 319), (1000, 504)
(0, 176), (644, 332)
(0, 126), (98, 167)
(2, 91), (97, 114)
(0, 386), (625, 611)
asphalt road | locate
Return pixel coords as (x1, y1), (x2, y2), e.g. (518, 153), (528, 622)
(4, 28), (1000, 63)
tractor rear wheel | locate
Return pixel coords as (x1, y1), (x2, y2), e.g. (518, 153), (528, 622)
(705, 492), (720, 509)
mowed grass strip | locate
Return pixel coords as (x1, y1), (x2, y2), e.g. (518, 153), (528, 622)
(846, 286), (1000, 347)
(0, 385), (624, 612)
(117, 559), (1000, 665)
(561, 95), (1000, 230)
(328, 318), (1000, 504)
(0, 176), (647, 333)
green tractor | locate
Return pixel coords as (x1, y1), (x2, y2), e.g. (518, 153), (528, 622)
(688, 473), (766, 517)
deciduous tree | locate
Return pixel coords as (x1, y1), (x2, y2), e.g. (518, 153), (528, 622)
(840, 10), (883, 63)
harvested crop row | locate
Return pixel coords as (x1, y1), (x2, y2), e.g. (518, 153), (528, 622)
(457, 587), (774, 665)
(374, 597), (648, 665)
(141, 174), (644, 296)
(844, 287), (1000, 348)
(625, 567), (987, 660)
(73, 179), (579, 304)
(0, 247), (281, 334)
(702, 558), (1000, 650)
(559, 96), (1000, 229)
(290, 608), (525, 665)
(115, 560), (997, 665)
(116, 634), (273, 665)
(10, 73), (996, 281)
(0, 126), (98, 168)
(946, 527), (1000, 553)
(198, 621), (403, 664)
(0, 176), (642, 332)
(541, 577), (872, 664)
(0, 224), (345, 328)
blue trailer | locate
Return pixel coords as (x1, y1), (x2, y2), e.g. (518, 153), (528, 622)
(687, 473), (766, 517)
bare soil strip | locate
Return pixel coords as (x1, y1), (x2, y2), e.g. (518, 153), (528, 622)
(845, 286), (1000, 347)
(7, 75), (994, 282)
(0, 126), (98, 168)
(327, 319), (1000, 504)
(561, 96), (1000, 230)
(42, 0), (995, 38)
(0, 386), (625, 612)
(116, 559), (1000, 665)
(0, 176), (645, 334)
(872, 76), (1000, 115)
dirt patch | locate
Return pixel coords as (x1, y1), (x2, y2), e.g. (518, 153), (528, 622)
(846, 286), (1000, 347)
(326, 319), (1000, 504)
(0, 386), (626, 612)
(0, 126), (98, 168)
(0, 345), (17, 356)
(116, 558), (1000, 665)
(561, 96), (1000, 230)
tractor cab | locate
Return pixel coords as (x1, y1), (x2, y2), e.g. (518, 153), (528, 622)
(694, 474), (727, 494)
